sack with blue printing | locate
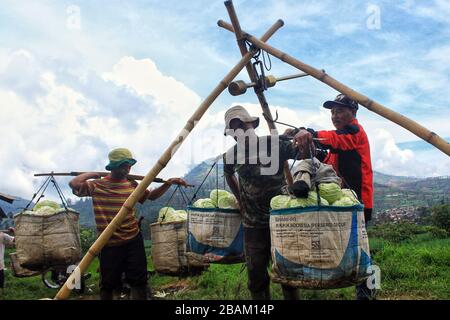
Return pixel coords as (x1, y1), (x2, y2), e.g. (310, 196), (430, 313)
(186, 190), (243, 264)
(269, 203), (371, 289)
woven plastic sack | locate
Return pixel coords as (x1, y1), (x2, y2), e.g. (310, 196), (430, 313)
(269, 204), (371, 289)
(186, 206), (244, 264)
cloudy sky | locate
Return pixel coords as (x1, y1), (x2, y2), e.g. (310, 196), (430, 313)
(1, 0), (449, 200)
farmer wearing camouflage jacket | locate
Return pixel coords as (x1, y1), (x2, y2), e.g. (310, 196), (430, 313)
(223, 105), (303, 300)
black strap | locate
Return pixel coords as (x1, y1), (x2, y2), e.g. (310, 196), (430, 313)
(50, 176), (69, 211)
(189, 160), (218, 204)
(159, 186), (181, 223)
(23, 176), (52, 211)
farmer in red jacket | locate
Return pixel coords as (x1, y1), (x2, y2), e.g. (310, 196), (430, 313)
(294, 94), (375, 300)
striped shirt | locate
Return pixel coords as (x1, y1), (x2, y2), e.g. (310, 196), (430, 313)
(78, 176), (150, 247)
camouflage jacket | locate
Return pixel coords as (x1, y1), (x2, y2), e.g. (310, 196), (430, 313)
(223, 135), (298, 228)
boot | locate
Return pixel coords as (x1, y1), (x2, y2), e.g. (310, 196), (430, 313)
(250, 287), (271, 300)
(282, 285), (299, 300)
(130, 285), (149, 300)
(100, 288), (114, 300)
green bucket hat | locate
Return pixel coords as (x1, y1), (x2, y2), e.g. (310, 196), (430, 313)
(105, 148), (137, 171)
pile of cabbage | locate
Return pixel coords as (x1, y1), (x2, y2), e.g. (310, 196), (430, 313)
(270, 183), (360, 210)
(192, 189), (239, 210)
(25, 200), (65, 216)
(157, 207), (188, 223)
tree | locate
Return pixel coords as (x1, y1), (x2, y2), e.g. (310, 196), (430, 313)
(431, 204), (450, 235)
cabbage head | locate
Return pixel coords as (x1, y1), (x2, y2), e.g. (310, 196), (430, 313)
(210, 189), (231, 207)
(341, 189), (360, 204)
(193, 198), (216, 208)
(270, 195), (291, 210)
(33, 200), (60, 211)
(318, 183), (343, 204)
(34, 206), (57, 216)
(289, 191), (329, 208)
(332, 197), (355, 207)
(288, 197), (310, 208)
(158, 207), (176, 222)
(217, 194), (239, 209)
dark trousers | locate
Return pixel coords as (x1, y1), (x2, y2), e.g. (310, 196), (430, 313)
(244, 226), (296, 296)
(99, 233), (148, 292)
(0, 269), (4, 289)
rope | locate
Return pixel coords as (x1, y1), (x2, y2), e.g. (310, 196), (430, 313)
(160, 185), (182, 223)
(23, 176), (52, 211)
(189, 160), (218, 204)
(51, 176), (69, 211)
(262, 49), (272, 71)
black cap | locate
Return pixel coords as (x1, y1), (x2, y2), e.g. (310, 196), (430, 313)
(323, 94), (359, 110)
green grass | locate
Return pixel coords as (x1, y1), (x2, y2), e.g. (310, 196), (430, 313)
(2, 231), (449, 300)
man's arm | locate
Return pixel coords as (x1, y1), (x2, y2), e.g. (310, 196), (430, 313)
(69, 172), (100, 197)
(294, 128), (359, 152)
(225, 174), (243, 216)
(147, 178), (188, 201)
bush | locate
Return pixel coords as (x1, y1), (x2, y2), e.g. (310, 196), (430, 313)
(80, 227), (97, 254)
(368, 222), (428, 243)
(424, 226), (448, 239)
(430, 205), (450, 235)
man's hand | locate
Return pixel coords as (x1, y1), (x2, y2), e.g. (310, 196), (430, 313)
(293, 129), (313, 148)
(166, 177), (189, 187)
(283, 128), (298, 137)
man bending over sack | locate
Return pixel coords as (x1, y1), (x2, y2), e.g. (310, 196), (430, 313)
(223, 105), (305, 300)
(69, 148), (188, 300)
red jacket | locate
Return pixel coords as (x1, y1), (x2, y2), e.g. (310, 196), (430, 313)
(313, 119), (373, 211)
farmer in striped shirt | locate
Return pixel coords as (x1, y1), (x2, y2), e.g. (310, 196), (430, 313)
(69, 148), (188, 300)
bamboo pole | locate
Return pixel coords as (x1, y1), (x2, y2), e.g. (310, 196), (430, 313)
(35, 172), (167, 184)
(218, 20), (450, 157)
(54, 21), (284, 300)
(223, 0), (293, 185)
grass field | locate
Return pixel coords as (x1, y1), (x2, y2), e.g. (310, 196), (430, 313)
(2, 228), (449, 300)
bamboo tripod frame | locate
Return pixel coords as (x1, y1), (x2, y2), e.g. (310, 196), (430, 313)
(55, 0), (449, 300)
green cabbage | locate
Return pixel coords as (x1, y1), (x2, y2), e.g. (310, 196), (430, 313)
(158, 207), (187, 222)
(210, 189), (231, 207)
(332, 197), (355, 207)
(193, 198), (216, 208)
(217, 194), (239, 209)
(33, 200), (60, 211)
(270, 195), (291, 210)
(318, 183), (344, 204)
(158, 207), (176, 221)
(289, 191), (329, 208)
(342, 189), (360, 204)
(288, 197), (310, 208)
(33, 206), (58, 216)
